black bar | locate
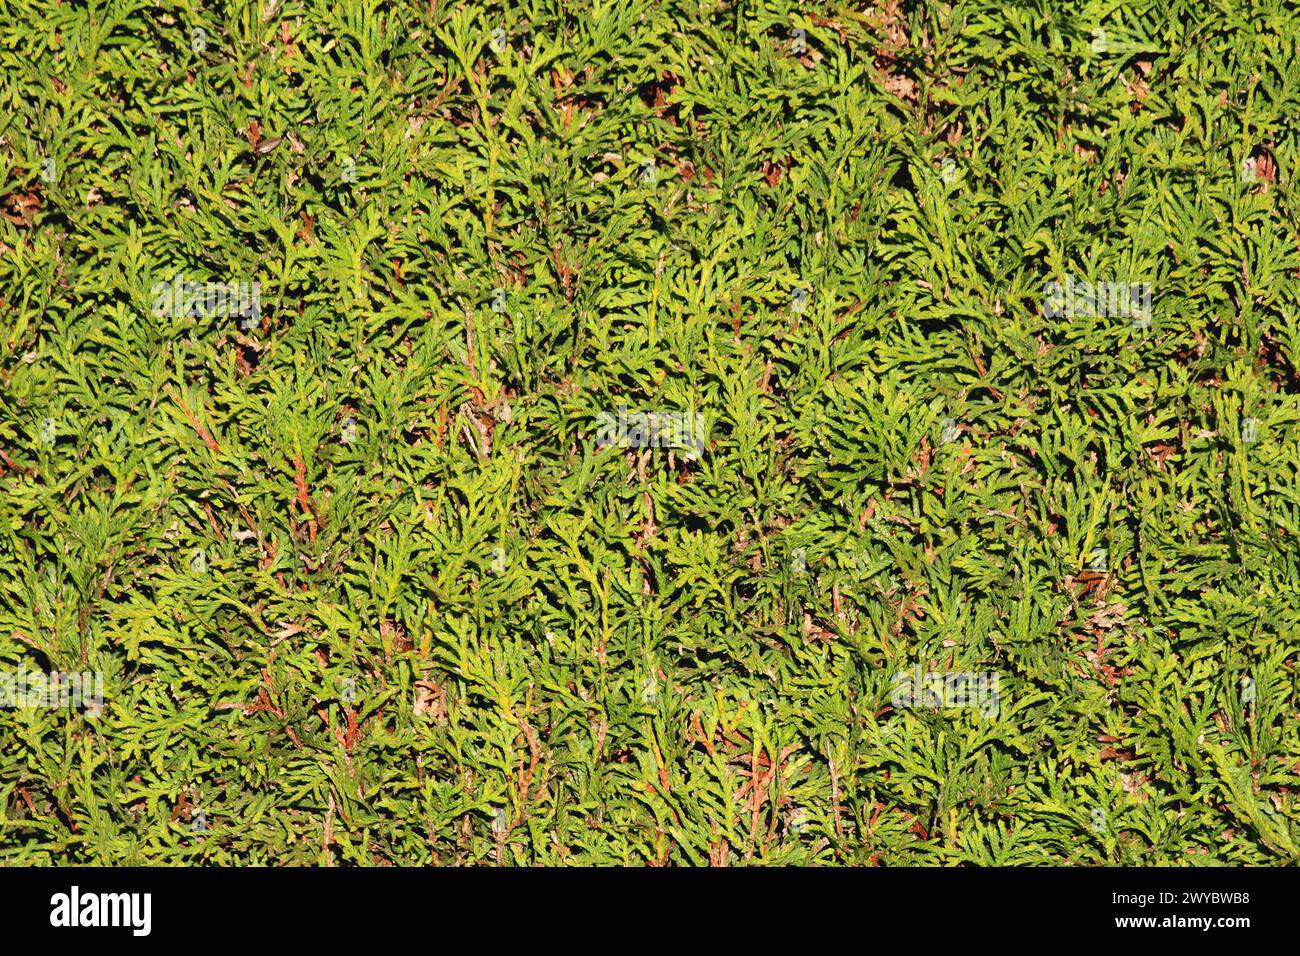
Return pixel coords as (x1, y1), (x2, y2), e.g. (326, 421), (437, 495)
(0, 866), (1281, 943)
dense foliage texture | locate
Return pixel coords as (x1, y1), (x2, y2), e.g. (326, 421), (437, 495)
(2, 0), (1300, 865)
